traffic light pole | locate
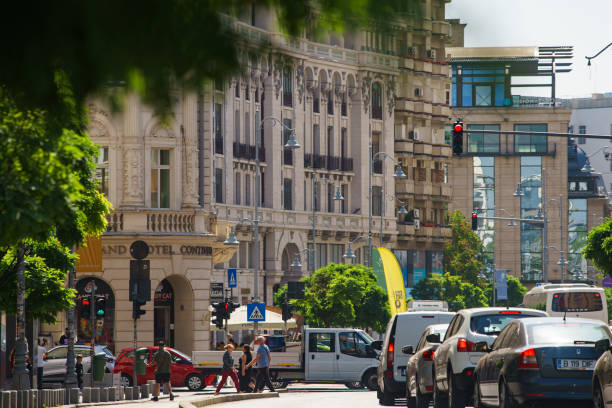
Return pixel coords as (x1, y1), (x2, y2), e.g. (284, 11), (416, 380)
(90, 282), (96, 387)
(132, 286), (138, 388)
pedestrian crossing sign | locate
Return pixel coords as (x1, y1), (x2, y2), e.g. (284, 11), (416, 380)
(247, 302), (266, 321)
(228, 268), (237, 288)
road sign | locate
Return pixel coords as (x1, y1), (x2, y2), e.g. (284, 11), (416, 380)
(496, 269), (508, 301)
(211, 283), (224, 303)
(228, 268), (237, 288)
(247, 302), (266, 322)
(603, 275), (612, 288)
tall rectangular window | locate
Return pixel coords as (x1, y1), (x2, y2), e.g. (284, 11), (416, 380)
(327, 183), (335, 213)
(330, 244), (344, 263)
(372, 186), (382, 216)
(520, 157), (542, 280)
(245, 175), (251, 206)
(283, 119), (293, 165)
(151, 149), (171, 208)
(314, 181), (321, 211)
(214, 103), (223, 154)
(515, 124), (547, 153)
(578, 125), (586, 144)
(234, 110), (240, 144)
(567, 199), (588, 280)
(235, 173), (241, 205)
(245, 112), (250, 145)
(283, 178), (293, 210)
(327, 90), (334, 115)
(215, 168), (224, 204)
(341, 184), (348, 214)
(327, 126), (334, 157)
(313, 125), (321, 155)
(473, 157), (495, 265)
(95, 146), (109, 196)
(372, 132), (382, 174)
(235, 81), (240, 98)
(283, 67), (292, 107)
(341, 128), (348, 158)
(316, 243), (327, 269)
(467, 124), (500, 153)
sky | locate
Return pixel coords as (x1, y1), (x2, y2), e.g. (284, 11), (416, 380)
(445, 0), (612, 99)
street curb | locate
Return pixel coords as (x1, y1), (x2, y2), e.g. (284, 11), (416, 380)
(179, 392), (280, 408)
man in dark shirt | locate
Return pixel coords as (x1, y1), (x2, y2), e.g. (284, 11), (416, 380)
(149, 341), (174, 401)
(59, 328), (71, 345)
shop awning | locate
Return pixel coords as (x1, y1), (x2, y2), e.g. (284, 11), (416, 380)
(210, 305), (297, 331)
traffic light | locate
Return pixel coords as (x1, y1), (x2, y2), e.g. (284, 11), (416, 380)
(452, 120), (464, 155)
(228, 302), (240, 317)
(95, 296), (106, 318)
(129, 259), (151, 303)
(282, 302), (292, 322)
(81, 298), (91, 319)
(471, 212), (478, 231)
(132, 300), (146, 320)
(211, 302), (224, 329)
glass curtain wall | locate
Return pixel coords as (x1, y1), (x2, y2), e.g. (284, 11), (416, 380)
(467, 124), (500, 153)
(567, 199), (588, 280)
(473, 157), (495, 266)
(520, 157), (542, 280)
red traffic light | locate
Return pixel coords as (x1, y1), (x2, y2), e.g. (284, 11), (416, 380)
(82, 299), (90, 306)
(472, 213), (477, 219)
(224, 303), (229, 310)
(454, 123), (463, 132)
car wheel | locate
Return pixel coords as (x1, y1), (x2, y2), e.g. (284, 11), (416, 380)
(415, 377), (430, 408)
(379, 391), (395, 406)
(472, 376), (482, 408)
(448, 369), (465, 408)
(120, 373), (132, 387)
(499, 380), (516, 408)
(345, 381), (364, 389)
(185, 373), (205, 391)
(363, 369), (379, 391)
(594, 379), (605, 408)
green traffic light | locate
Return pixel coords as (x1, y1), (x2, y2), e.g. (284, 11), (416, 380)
(97, 309), (104, 316)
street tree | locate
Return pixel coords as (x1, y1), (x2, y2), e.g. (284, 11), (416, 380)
(288, 263), (390, 332)
(411, 273), (488, 312)
(444, 210), (485, 285)
(583, 217), (612, 277)
(485, 275), (527, 307)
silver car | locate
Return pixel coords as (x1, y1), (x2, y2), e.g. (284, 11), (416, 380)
(43, 345), (115, 383)
(404, 324), (449, 408)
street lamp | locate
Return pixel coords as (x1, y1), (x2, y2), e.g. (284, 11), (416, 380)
(333, 187), (344, 202)
(223, 227), (239, 246)
(580, 146), (609, 173)
(586, 42), (612, 66)
(246, 115), (300, 333)
(378, 193), (408, 247)
(290, 248), (313, 269)
(343, 235), (367, 262)
(513, 183), (524, 197)
(369, 151), (406, 266)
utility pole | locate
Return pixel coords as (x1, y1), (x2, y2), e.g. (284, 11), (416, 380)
(14, 243), (30, 390)
(90, 282), (96, 387)
(64, 262), (78, 393)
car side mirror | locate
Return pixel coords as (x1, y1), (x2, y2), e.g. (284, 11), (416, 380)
(595, 339), (611, 353)
(426, 334), (441, 344)
(370, 340), (383, 351)
(402, 345), (414, 355)
(474, 342), (489, 353)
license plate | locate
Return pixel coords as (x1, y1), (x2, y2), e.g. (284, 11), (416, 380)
(556, 359), (595, 370)
(400, 368), (406, 376)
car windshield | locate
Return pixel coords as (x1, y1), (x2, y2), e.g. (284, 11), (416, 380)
(171, 349), (191, 361)
(358, 331), (374, 344)
(470, 313), (538, 335)
(527, 322), (611, 345)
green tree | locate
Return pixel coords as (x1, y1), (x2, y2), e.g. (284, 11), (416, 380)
(411, 273), (488, 312)
(444, 211), (485, 285)
(583, 218), (612, 277)
(485, 275), (527, 307)
(289, 263), (390, 332)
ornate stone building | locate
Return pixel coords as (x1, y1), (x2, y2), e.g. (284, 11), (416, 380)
(43, 0), (455, 353)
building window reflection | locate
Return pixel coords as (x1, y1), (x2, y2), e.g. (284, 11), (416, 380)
(567, 198), (588, 280)
(473, 157), (495, 265)
(520, 157), (542, 280)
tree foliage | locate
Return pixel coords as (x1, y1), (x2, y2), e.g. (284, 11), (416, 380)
(0, 237), (77, 324)
(284, 263), (390, 332)
(411, 273), (488, 312)
(444, 211), (485, 285)
(484, 275), (527, 307)
(583, 218), (612, 277)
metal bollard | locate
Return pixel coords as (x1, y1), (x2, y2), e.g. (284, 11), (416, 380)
(82, 387), (91, 403)
(69, 388), (79, 404)
(123, 387), (132, 400)
(9, 391), (17, 408)
(91, 387), (100, 403)
(140, 384), (149, 399)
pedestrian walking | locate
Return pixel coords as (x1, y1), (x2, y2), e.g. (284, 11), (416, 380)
(246, 336), (275, 393)
(149, 341), (174, 401)
(76, 355), (83, 389)
(36, 339), (47, 389)
(239, 345), (255, 392)
(214, 344), (241, 396)
(59, 328), (71, 345)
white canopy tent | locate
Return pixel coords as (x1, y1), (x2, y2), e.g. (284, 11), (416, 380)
(210, 305), (297, 331)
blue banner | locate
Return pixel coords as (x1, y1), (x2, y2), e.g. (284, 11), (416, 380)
(496, 270), (508, 301)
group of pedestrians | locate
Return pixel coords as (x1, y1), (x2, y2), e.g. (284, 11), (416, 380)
(214, 336), (276, 395)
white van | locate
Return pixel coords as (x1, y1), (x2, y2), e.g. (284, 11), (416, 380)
(522, 283), (608, 323)
(377, 311), (455, 405)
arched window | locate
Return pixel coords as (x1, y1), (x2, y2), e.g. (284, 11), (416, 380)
(372, 82), (382, 119)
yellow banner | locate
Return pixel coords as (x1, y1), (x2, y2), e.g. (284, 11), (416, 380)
(375, 247), (407, 315)
(76, 236), (103, 273)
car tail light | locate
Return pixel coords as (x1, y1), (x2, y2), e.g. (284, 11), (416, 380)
(499, 310), (520, 314)
(456, 338), (475, 352)
(518, 348), (539, 369)
(422, 350), (435, 361)
(387, 342), (395, 368)
(425, 386), (433, 391)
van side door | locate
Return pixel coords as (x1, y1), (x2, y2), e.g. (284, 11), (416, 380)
(306, 332), (337, 380)
(336, 331), (374, 382)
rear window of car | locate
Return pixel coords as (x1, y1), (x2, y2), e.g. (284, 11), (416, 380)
(470, 313), (538, 335)
(552, 292), (603, 312)
(527, 322), (611, 345)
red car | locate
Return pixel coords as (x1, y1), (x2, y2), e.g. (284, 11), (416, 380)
(113, 347), (215, 391)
